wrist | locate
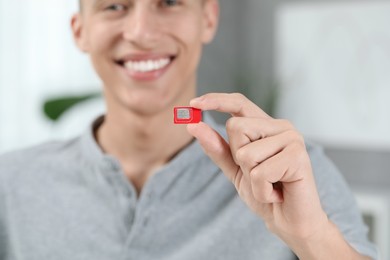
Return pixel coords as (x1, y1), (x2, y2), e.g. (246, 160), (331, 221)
(286, 220), (368, 260)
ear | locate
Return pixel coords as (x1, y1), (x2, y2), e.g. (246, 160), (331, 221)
(201, 0), (219, 44)
(71, 13), (89, 53)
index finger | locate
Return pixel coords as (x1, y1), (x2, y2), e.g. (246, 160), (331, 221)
(190, 93), (271, 118)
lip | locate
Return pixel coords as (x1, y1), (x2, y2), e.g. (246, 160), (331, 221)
(115, 53), (176, 82)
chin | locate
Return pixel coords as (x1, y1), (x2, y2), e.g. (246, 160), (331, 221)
(119, 92), (174, 116)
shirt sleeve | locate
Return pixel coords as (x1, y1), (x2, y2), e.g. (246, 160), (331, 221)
(307, 143), (378, 259)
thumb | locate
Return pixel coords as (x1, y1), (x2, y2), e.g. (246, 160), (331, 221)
(187, 122), (239, 182)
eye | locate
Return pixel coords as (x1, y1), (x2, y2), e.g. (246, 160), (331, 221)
(105, 4), (127, 11)
(161, 0), (180, 7)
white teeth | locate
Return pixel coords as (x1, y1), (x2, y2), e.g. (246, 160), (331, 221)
(124, 58), (171, 72)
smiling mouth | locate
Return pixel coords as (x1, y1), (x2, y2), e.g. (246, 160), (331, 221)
(116, 56), (176, 73)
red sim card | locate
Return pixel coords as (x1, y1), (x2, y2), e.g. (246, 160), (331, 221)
(174, 107), (202, 124)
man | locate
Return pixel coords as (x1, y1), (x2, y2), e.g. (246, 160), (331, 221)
(0, 0), (377, 259)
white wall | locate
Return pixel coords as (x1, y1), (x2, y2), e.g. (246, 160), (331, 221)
(0, 0), (104, 153)
(275, 1), (390, 149)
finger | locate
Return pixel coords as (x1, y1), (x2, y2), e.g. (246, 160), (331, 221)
(190, 93), (271, 118)
(186, 122), (239, 183)
(249, 154), (287, 204)
(225, 117), (295, 164)
(249, 143), (309, 204)
(235, 129), (300, 175)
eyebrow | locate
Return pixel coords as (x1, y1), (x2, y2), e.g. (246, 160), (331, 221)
(91, 0), (133, 7)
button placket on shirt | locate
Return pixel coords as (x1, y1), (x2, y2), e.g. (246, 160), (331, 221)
(124, 176), (164, 249)
(102, 157), (137, 231)
(136, 186), (155, 226)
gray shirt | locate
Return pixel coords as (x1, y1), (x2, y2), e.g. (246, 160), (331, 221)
(0, 114), (377, 260)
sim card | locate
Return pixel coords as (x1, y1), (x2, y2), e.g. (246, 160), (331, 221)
(174, 107), (202, 124)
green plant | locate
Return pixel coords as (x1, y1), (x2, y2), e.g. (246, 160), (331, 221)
(43, 92), (101, 121)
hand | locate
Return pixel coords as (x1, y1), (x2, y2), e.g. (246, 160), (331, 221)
(187, 93), (329, 243)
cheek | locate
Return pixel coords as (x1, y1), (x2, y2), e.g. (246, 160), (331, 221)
(174, 18), (204, 63)
(85, 20), (120, 55)
(85, 23), (121, 79)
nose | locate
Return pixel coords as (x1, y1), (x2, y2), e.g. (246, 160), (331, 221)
(122, 6), (161, 49)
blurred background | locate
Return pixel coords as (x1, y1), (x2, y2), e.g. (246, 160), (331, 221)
(0, 0), (389, 258)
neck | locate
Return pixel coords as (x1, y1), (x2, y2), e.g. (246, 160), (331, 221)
(96, 94), (195, 194)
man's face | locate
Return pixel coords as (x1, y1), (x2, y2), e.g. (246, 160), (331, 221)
(72, 0), (218, 116)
